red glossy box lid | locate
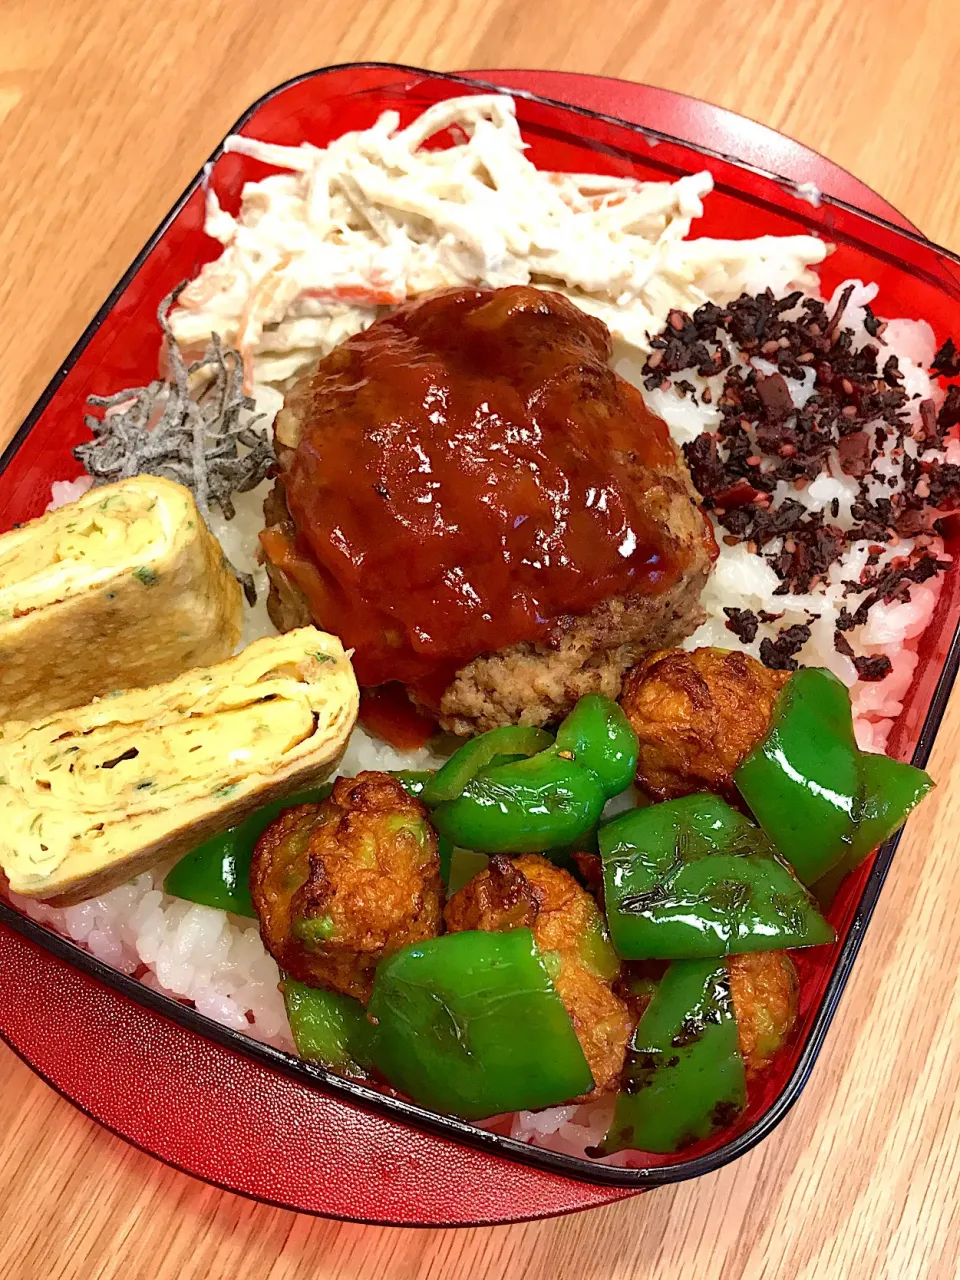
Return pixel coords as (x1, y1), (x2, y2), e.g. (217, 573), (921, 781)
(2, 65), (960, 1226)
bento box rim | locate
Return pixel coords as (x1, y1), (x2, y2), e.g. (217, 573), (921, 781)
(1, 61), (958, 1193)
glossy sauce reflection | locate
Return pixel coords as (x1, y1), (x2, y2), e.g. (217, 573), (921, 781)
(275, 286), (709, 703)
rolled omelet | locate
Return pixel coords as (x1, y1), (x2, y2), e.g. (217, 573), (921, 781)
(0, 627), (358, 903)
(0, 475), (242, 723)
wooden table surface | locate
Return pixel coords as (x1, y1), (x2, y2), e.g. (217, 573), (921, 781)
(4, 1), (960, 1276)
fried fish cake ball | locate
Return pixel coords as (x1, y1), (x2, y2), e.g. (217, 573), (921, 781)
(250, 771), (443, 1003)
(727, 950), (798, 1078)
(619, 646), (790, 804)
(445, 854), (632, 1093)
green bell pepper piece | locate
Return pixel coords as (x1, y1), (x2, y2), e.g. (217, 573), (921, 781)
(420, 727), (553, 807)
(282, 976), (374, 1074)
(734, 668), (861, 884)
(600, 794), (835, 959)
(446, 847), (490, 894)
(599, 957), (746, 1155)
(736, 667), (934, 888)
(555, 694), (639, 799)
(368, 928), (594, 1119)
(850, 751), (934, 861)
(813, 751), (934, 904)
(163, 783), (334, 915)
(424, 696), (633, 854)
(387, 770), (435, 799)
(430, 750), (607, 854)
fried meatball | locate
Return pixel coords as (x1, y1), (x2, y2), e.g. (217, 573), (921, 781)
(727, 951), (798, 1077)
(445, 854), (632, 1093)
(620, 646), (790, 803)
(250, 771), (443, 1003)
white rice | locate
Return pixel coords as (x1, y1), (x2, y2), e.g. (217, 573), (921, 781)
(46, 475), (94, 511)
(18, 464), (448, 1043)
(6, 718), (444, 1048)
(25, 274), (949, 1159)
(618, 279), (947, 755)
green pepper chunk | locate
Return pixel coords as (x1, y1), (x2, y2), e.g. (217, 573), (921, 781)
(430, 750), (607, 853)
(163, 783), (334, 915)
(423, 697), (632, 854)
(734, 668), (861, 884)
(281, 976), (374, 1074)
(600, 795), (835, 959)
(599, 957), (746, 1155)
(446, 847), (490, 894)
(850, 751), (934, 861)
(420, 726), (553, 807)
(736, 667), (934, 888)
(368, 929), (594, 1119)
(813, 752), (934, 903)
(387, 770), (435, 799)
(554, 694), (639, 799)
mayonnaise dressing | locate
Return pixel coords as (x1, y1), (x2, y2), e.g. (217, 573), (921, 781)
(171, 94), (827, 386)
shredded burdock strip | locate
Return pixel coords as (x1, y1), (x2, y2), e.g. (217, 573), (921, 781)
(73, 284), (276, 604)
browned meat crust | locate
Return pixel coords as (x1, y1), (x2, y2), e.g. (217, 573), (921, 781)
(430, 563), (709, 734)
(261, 477), (314, 635)
(263, 474), (710, 734)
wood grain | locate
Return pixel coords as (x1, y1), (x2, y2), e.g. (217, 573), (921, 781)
(3, 1), (960, 1276)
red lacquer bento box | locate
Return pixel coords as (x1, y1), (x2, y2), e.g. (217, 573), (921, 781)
(2, 64), (960, 1226)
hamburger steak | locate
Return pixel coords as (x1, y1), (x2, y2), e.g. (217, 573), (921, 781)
(260, 286), (715, 734)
